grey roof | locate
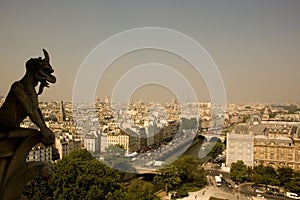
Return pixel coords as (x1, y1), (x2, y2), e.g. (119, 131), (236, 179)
(254, 135), (293, 145)
(250, 125), (265, 135)
(234, 123), (249, 134)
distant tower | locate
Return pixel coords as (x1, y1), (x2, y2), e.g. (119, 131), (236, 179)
(262, 107), (270, 121)
(105, 95), (109, 104)
(58, 101), (66, 123)
(96, 97), (101, 104)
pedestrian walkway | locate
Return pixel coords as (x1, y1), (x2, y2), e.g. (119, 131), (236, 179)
(177, 185), (250, 200)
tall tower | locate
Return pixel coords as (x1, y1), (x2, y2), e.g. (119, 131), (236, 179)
(105, 95), (109, 104)
(58, 100), (66, 123)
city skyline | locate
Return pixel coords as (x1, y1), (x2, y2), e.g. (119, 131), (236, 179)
(0, 0), (299, 103)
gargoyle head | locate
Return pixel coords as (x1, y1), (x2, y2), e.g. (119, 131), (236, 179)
(25, 49), (56, 95)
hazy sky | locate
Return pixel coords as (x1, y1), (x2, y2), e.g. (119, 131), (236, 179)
(0, 0), (299, 103)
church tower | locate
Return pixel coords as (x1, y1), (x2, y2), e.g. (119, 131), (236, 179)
(58, 101), (66, 123)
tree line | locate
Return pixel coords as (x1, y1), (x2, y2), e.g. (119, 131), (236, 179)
(230, 160), (300, 193)
(24, 149), (159, 200)
(154, 155), (207, 198)
(24, 149), (208, 199)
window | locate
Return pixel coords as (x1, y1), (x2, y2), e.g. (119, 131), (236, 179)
(260, 148), (264, 153)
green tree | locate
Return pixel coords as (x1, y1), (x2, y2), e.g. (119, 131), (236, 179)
(277, 167), (293, 187)
(251, 173), (265, 186)
(208, 141), (225, 159)
(269, 112), (277, 118)
(181, 118), (197, 129)
(24, 149), (122, 199)
(86, 185), (105, 199)
(125, 179), (160, 200)
(154, 165), (181, 193)
(253, 164), (265, 175)
(23, 177), (53, 200)
(251, 165), (279, 186)
(106, 187), (126, 200)
(285, 171), (300, 193)
(264, 166), (279, 186)
(230, 160), (247, 183)
(104, 144), (135, 173)
(172, 155), (207, 187)
(246, 166), (253, 181)
(242, 115), (250, 123)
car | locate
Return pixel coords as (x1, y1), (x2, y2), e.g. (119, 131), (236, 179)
(226, 183), (232, 188)
(266, 191), (274, 195)
(276, 193), (284, 197)
(256, 194), (265, 199)
(255, 189), (264, 194)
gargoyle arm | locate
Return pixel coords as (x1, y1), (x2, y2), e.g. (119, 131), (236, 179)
(11, 83), (48, 131)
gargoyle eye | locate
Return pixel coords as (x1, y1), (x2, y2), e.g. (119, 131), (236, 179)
(44, 67), (54, 74)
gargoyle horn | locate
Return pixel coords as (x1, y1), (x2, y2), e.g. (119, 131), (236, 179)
(43, 49), (50, 62)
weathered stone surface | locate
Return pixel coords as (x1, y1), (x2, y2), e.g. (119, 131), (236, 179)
(0, 50), (56, 199)
(0, 130), (53, 200)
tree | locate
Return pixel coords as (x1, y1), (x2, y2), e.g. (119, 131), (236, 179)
(277, 167), (293, 187)
(269, 112), (277, 118)
(242, 115), (250, 123)
(86, 186), (105, 199)
(285, 171), (300, 193)
(172, 155), (207, 187)
(24, 149), (123, 199)
(125, 179), (160, 200)
(208, 141), (225, 159)
(251, 173), (265, 186)
(264, 166), (279, 186)
(104, 144), (135, 173)
(246, 166), (253, 182)
(106, 187), (126, 200)
(230, 160), (247, 183)
(181, 118), (198, 129)
(251, 165), (280, 187)
(23, 177), (53, 200)
(154, 165), (181, 193)
(253, 164), (265, 175)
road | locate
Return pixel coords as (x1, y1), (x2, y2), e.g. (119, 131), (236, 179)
(178, 175), (249, 200)
(206, 168), (291, 200)
(239, 183), (289, 200)
(131, 133), (196, 169)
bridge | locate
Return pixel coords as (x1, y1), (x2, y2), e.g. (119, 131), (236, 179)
(134, 166), (159, 174)
(132, 131), (226, 174)
(198, 133), (226, 143)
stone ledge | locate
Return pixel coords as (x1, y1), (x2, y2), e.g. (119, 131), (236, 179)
(0, 129), (53, 200)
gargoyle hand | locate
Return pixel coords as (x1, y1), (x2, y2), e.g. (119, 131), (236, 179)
(41, 128), (55, 146)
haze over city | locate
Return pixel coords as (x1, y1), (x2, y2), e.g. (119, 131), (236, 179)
(0, 0), (299, 103)
(2, 2), (300, 200)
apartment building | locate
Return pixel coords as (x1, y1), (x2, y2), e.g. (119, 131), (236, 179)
(101, 131), (138, 155)
(27, 145), (52, 162)
(55, 132), (82, 159)
(227, 121), (300, 171)
(83, 131), (101, 154)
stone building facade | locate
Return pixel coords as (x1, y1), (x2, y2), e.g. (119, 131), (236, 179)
(227, 121), (300, 171)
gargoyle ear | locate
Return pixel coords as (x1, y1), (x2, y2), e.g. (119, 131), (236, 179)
(43, 49), (50, 62)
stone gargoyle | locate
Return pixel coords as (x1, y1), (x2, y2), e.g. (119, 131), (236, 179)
(0, 49), (56, 200)
(0, 49), (56, 145)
